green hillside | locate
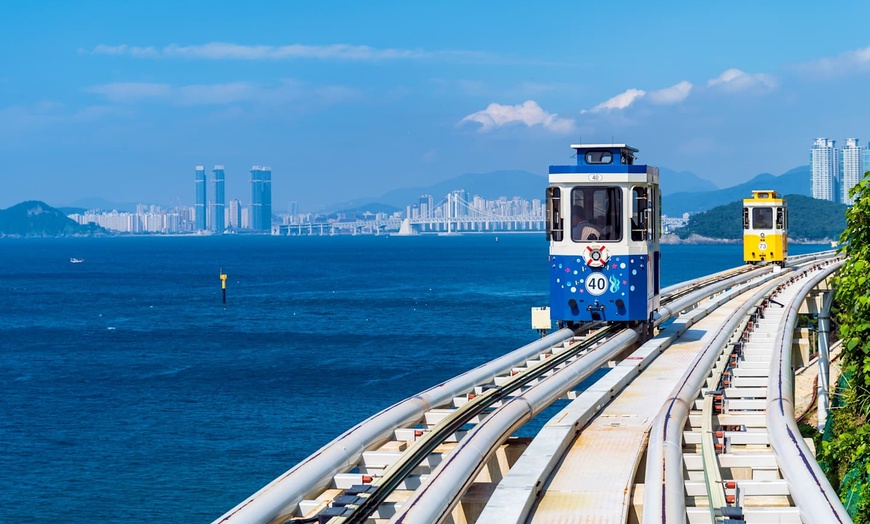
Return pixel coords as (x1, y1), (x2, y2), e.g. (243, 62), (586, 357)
(0, 201), (105, 237)
(674, 194), (847, 241)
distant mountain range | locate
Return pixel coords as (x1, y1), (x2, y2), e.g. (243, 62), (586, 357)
(327, 166), (720, 213)
(662, 166), (811, 217)
(33, 163), (813, 219)
(327, 165), (808, 218)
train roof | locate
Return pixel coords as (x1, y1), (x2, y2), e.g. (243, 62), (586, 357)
(744, 190), (785, 203)
(550, 142), (651, 174)
(570, 143), (638, 153)
(747, 190), (781, 198)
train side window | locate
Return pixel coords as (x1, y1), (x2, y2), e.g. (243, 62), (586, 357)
(546, 187), (563, 241)
(585, 151), (612, 164)
(775, 207), (784, 229)
(743, 207), (750, 230)
(631, 187), (648, 241)
(753, 207), (773, 229)
(597, 187), (622, 241)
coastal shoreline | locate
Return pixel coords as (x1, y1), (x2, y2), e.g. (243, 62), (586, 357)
(660, 233), (836, 246)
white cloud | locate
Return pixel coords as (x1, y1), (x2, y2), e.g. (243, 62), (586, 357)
(85, 80), (359, 107)
(795, 45), (870, 78)
(584, 88), (646, 114)
(0, 102), (130, 135)
(706, 68), (776, 92)
(91, 42), (432, 61)
(459, 100), (574, 133)
(86, 82), (172, 103)
(648, 81), (692, 104)
(176, 83), (256, 105)
(91, 44), (159, 58)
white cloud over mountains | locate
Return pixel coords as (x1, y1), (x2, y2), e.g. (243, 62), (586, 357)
(463, 63), (777, 135)
(580, 67), (774, 115)
(648, 81), (693, 104)
(584, 88), (647, 113)
(794, 45), (870, 78)
(706, 68), (776, 92)
(459, 100), (575, 133)
(581, 81), (693, 114)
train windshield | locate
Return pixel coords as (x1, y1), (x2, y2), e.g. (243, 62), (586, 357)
(752, 207), (773, 229)
(571, 186), (621, 242)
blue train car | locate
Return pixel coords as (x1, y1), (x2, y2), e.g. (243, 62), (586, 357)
(546, 144), (661, 327)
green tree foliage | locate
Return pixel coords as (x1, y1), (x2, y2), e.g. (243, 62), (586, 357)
(823, 176), (870, 521)
(819, 400), (870, 521)
(675, 201), (743, 240)
(836, 178), (870, 402)
(675, 194), (847, 241)
(788, 194), (849, 240)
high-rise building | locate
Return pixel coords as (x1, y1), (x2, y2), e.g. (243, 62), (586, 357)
(211, 165), (226, 232)
(811, 138), (839, 202)
(228, 199), (242, 229)
(419, 194), (433, 218)
(263, 167), (272, 230)
(842, 138), (864, 205)
(250, 166), (273, 232)
(195, 166), (207, 231)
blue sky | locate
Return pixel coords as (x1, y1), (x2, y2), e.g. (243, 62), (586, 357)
(3, 1), (870, 212)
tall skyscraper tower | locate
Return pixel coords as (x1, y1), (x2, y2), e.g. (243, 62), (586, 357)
(250, 166), (273, 232)
(263, 166), (272, 231)
(811, 138), (839, 202)
(211, 165), (226, 232)
(842, 138), (864, 205)
(228, 199), (242, 229)
(195, 166), (207, 231)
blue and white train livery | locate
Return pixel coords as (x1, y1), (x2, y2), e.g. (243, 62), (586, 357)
(546, 143), (661, 327)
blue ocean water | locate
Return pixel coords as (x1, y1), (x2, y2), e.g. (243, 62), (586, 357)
(0, 235), (831, 523)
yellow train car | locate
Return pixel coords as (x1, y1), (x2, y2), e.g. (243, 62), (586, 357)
(743, 190), (787, 265)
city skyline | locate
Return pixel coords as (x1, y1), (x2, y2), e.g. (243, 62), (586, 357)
(193, 164), (266, 232)
(3, 2), (870, 211)
(66, 186), (547, 235)
(810, 137), (869, 205)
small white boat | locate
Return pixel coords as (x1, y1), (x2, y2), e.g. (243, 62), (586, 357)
(70, 258), (85, 264)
